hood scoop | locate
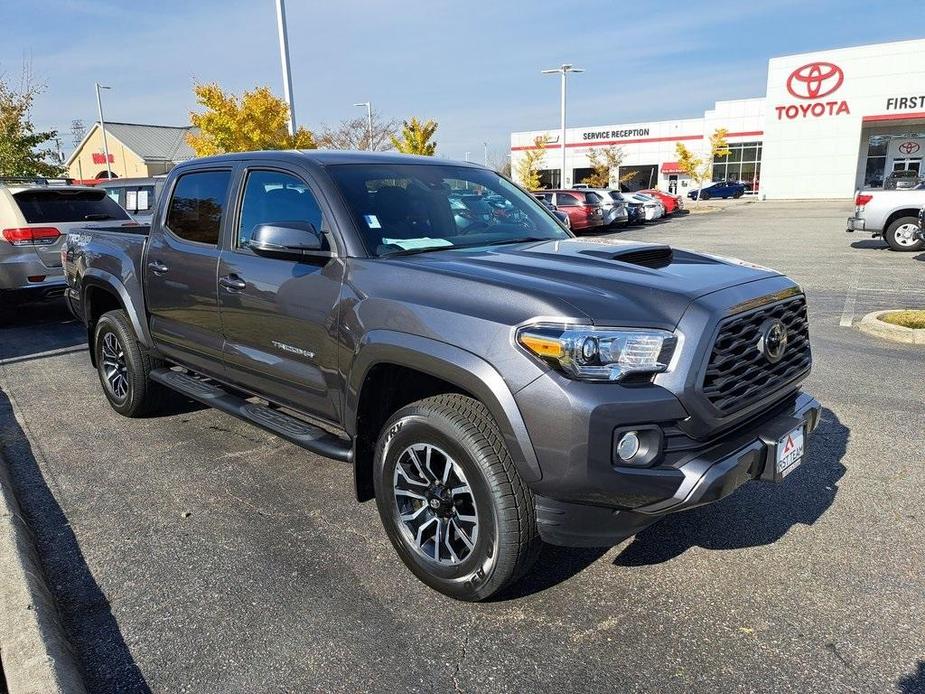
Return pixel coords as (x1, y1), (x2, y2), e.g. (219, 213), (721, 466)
(581, 244), (674, 269)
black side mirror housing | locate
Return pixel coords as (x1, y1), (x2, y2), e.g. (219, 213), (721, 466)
(249, 221), (330, 259)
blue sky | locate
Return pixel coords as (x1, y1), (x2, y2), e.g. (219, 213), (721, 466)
(2, 0), (923, 161)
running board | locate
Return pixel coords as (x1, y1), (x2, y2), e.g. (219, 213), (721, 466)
(150, 368), (352, 462)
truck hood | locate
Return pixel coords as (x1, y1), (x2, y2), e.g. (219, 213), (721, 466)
(388, 237), (782, 329)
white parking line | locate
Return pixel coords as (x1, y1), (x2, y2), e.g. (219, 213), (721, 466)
(839, 267), (861, 327)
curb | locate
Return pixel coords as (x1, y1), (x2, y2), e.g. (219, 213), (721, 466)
(0, 453), (87, 694)
(857, 310), (925, 345)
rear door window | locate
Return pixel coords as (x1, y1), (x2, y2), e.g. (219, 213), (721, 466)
(13, 189), (130, 223)
(584, 192), (603, 204)
(165, 171), (232, 245)
(556, 193), (580, 207)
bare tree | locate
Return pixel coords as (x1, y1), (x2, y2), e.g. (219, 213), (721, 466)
(316, 109), (400, 151)
(487, 149), (512, 177)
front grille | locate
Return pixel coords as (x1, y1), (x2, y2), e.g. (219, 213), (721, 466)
(701, 295), (811, 414)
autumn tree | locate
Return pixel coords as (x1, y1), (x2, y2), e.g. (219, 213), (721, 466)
(316, 109), (399, 151)
(675, 128), (730, 203)
(186, 83), (316, 156)
(581, 146), (633, 188)
(487, 150), (512, 177)
(390, 117), (437, 156)
(514, 136), (549, 190)
(0, 66), (59, 177)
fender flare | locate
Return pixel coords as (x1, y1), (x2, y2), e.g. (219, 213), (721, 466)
(81, 268), (154, 349)
(346, 330), (542, 483)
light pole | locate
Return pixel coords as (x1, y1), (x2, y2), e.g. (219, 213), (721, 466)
(483, 142), (488, 166)
(354, 102), (372, 150)
(275, 0), (297, 136)
(541, 63), (584, 188)
(95, 82), (112, 179)
(465, 152), (471, 162)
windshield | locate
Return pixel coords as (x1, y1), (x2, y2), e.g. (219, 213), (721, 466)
(327, 163), (571, 257)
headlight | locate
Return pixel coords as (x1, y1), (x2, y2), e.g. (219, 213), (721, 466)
(516, 324), (677, 382)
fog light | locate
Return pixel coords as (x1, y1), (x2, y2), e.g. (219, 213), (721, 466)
(616, 431), (640, 461)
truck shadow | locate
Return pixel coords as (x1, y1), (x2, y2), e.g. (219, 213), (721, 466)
(0, 299), (86, 363)
(0, 388), (150, 693)
(896, 660), (925, 694)
(612, 407), (847, 566)
(850, 239), (889, 250)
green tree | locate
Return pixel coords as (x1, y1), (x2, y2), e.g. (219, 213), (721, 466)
(186, 82), (316, 156)
(514, 136), (549, 190)
(0, 67), (59, 177)
(390, 117), (438, 155)
(675, 128), (730, 203)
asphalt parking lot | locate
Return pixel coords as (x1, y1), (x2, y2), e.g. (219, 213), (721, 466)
(1, 200), (923, 693)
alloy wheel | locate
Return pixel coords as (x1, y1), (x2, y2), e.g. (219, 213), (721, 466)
(101, 331), (129, 400)
(392, 443), (479, 565)
(894, 223), (920, 247)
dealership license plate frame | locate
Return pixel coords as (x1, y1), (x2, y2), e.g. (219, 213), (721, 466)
(759, 417), (807, 482)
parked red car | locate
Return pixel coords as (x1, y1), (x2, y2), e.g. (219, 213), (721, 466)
(639, 189), (683, 214)
(532, 190), (605, 232)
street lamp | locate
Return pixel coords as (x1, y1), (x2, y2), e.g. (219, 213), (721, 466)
(483, 142), (488, 166)
(94, 82), (112, 179)
(354, 102), (372, 150)
(275, 0), (297, 136)
(541, 63), (584, 188)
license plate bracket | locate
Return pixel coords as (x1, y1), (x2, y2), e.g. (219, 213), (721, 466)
(759, 417), (807, 482)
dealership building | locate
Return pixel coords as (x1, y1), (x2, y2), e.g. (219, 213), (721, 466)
(510, 38), (925, 199)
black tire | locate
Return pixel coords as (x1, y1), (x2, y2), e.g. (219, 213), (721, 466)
(373, 394), (541, 601)
(733, 191), (743, 199)
(700, 191), (711, 200)
(883, 216), (925, 252)
(94, 309), (166, 417)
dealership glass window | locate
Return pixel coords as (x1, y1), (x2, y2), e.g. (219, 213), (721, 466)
(572, 168), (594, 185)
(712, 141), (761, 188)
(538, 169), (560, 189)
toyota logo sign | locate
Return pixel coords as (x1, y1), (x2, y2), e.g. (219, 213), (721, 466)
(786, 62), (845, 100)
(898, 141), (921, 155)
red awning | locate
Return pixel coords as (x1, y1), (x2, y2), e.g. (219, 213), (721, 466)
(661, 162), (684, 174)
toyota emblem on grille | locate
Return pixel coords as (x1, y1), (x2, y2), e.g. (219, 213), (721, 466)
(758, 319), (788, 363)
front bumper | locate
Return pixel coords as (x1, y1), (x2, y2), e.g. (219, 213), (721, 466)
(533, 392), (821, 547)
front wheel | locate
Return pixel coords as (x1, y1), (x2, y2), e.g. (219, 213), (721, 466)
(94, 309), (166, 417)
(699, 191), (711, 200)
(883, 216), (925, 251)
(373, 394), (540, 601)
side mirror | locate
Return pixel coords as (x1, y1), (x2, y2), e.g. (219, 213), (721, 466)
(249, 221), (329, 259)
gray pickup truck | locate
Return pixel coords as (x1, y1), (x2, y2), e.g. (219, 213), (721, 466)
(63, 151), (820, 601)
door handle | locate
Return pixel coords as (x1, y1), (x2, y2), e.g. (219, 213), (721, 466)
(219, 275), (247, 292)
(148, 260), (169, 275)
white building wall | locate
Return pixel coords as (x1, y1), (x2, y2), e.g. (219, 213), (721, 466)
(760, 38), (925, 199)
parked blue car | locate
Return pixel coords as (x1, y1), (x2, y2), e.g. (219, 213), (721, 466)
(688, 181), (746, 200)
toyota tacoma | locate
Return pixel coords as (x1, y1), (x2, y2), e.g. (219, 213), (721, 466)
(63, 151), (820, 601)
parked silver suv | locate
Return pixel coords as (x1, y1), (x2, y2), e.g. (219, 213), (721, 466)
(0, 177), (130, 305)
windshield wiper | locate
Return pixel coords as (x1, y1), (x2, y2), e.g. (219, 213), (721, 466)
(473, 236), (552, 248)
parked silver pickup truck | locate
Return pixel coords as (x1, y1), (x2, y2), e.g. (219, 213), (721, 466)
(846, 186), (925, 251)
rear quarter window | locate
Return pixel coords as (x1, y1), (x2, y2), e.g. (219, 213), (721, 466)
(13, 189), (130, 223)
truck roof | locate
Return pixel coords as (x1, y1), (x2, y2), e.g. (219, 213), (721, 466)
(175, 150), (486, 169)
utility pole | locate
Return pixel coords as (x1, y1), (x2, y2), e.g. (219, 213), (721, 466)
(354, 102), (373, 150)
(541, 64), (584, 188)
(275, 0), (297, 136)
(95, 82), (112, 179)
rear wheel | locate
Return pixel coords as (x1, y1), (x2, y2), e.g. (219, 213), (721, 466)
(373, 394), (540, 601)
(883, 216), (925, 252)
(733, 191), (743, 199)
(94, 310), (166, 417)
(700, 191), (711, 200)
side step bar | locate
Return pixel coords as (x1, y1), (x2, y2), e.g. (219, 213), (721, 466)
(150, 368), (352, 463)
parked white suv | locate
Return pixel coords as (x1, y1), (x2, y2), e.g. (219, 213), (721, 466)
(0, 178), (131, 305)
(570, 187), (628, 226)
(846, 185), (925, 251)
